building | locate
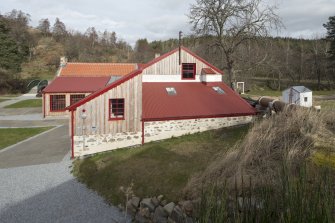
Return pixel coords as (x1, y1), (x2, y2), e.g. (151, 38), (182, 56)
(66, 47), (257, 158)
(282, 86), (312, 107)
(42, 63), (138, 117)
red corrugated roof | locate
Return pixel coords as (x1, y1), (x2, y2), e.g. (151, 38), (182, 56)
(67, 47), (225, 111)
(202, 68), (216, 74)
(43, 77), (110, 93)
(59, 63), (137, 77)
(142, 82), (256, 120)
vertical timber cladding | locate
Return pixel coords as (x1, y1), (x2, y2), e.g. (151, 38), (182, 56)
(74, 74), (142, 137)
(142, 49), (220, 75)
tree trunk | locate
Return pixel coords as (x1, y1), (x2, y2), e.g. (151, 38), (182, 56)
(227, 65), (235, 89)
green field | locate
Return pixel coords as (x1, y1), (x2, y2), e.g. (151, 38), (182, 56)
(4, 99), (42, 108)
(0, 99), (9, 103)
(0, 127), (53, 150)
(74, 125), (250, 204)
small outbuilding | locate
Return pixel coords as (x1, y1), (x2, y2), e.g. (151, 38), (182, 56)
(282, 86), (312, 107)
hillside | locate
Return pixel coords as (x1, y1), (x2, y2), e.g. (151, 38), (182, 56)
(1, 9), (334, 94)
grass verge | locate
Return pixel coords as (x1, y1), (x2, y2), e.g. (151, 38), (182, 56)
(4, 99), (42, 108)
(0, 127), (53, 150)
(74, 125), (250, 205)
(315, 100), (335, 110)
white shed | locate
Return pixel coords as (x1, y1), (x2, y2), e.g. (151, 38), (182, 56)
(282, 86), (312, 107)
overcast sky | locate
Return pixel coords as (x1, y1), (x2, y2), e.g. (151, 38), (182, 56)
(2, 0), (335, 45)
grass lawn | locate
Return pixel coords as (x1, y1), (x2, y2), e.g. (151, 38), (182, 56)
(245, 87), (335, 98)
(74, 125), (250, 205)
(314, 99), (335, 110)
(0, 99), (9, 103)
(246, 89), (281, 98)
(313, 90), (335, 96)
(0, 127), (53, 150)
(4, 99), (42, 108)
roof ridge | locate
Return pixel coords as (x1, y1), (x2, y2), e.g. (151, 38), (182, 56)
(66, 62), (137, 65)
(67, 68), (143, 111)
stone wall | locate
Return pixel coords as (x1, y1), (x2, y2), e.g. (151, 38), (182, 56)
(73, 115), (253, 157)
(144, 116), (253, 143)
(73, 131), (142, 157)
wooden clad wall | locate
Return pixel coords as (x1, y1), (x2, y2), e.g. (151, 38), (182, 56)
(142, 50), (219, 75)
(74, 74), (142, 136)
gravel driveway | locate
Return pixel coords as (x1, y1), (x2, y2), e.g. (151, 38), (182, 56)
(0, 94), (128, 222)
(0, 152), (126, 223)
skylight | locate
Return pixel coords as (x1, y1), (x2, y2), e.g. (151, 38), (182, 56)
(212, 86), (225, 94)
(166, 87), (177, 95)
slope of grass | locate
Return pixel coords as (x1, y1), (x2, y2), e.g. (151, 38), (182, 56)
(4, 99), (42, 108)
(0, 127), (53, 150)
(316, 100), (335, 110)
(74, 125), (250, 204)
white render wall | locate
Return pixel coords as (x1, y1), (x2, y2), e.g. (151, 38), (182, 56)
(144, 116), (253, 143)
(200, 74), (222, 82)
(142, 74), (202, 82)
(142, 74), (223, 83)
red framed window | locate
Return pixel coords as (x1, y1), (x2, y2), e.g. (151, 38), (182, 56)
(182, 63), (196, 79)
(50, 95), (66, 111)
(109, 98), (125, 120)
(70, 94), (85, 105)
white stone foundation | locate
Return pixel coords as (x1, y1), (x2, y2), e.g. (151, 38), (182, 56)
(144, 116), (253, 143)
(73, 132), (142, 157)
(73, 115), (253, 157)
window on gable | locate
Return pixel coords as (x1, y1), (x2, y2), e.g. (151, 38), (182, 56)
(109, 98), (125, 120)
(212, 86), (225, 94)
(50, 95), (66, 111)
(182, 63), (196, 79)
(304, 97), (308, 102)
(70, 94), (85, 105)
(166, 87), (177, 95)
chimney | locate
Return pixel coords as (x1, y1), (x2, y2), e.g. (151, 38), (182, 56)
(155, 53), (160, 58)
(60, 56), (68, 67)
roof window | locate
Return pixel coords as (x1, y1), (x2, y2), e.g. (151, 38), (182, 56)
(212, 86), (225, 94)
(166, 87), (177, 95)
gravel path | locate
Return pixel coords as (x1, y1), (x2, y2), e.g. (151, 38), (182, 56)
(0, 153), (127, 223)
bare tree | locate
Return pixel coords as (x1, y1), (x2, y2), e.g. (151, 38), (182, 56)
(189, 0), (282, 88)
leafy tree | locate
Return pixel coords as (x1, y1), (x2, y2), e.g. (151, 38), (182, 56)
(323, 16), (335, 84)
(189, 0), (282, 88)
(4, 10), (31, 60)
(0, 17), (24, 73)
(38, 18), (50, 36)
(324, 16), (335, 60)
(52, 18), (67, 41)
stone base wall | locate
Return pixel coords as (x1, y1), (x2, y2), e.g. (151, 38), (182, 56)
(144, 116), (253, 143)
(73, 115), (254, 157)
(73, 132), (142, 157)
